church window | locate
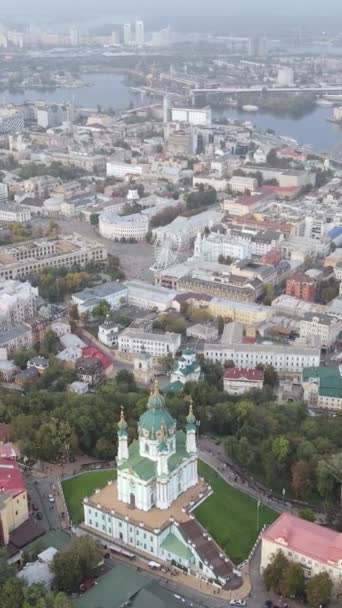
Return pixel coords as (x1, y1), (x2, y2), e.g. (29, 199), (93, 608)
(102, 525), (105, 531)
(130, 538), (133, 543)
(144, 533), (146, 539)
(144, 544), (147, 549)
(108, 529), (112, 534)
(145, 443), (149, 454)
(119, 533), (123, 540)
(95, 522), (98, 528)
(102, 514), (105, 520)
(95, 511), (98, 517)
(150, 547), (153, 553)
(150, 536), (153, 542)
(136, 530), (139, 535)
(89, 519), (92, 525)
(118, 522), (122, 528)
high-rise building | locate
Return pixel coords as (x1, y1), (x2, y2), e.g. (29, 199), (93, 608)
(135, 20), (144, 46)
(123, 23), (132, 46)
(69, 28), (80, 46)
(277, 67), (294, 87)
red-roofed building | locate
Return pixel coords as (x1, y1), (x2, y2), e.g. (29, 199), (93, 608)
(0, 458), (29, 545)
(276, 147), (307, 162)
(82, 346), (112, 370)
(223, 367), (264, 395)
(286, 273), (316, 301)
(0, 443), (17, 460)
(261, 512), (342, 591)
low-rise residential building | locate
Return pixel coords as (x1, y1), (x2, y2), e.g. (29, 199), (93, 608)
(0, 458), (29, 545)
(118, 328), (181, 356)
(223, 192), (268, 216)
(205, 341), (320, 373)
(75, 357), (103, 385)
(302, 366), (342, 411)
(27, 356), (49, 373)
(299, 313), (342, 349)
(67, 380), (89, 394)
(15, 367), (39, 385)
(261, 512), (342, 595)
(0, 324), (33, 355)
(98, 318), (119, 347)
(186, 323), (219, 342)
(223, 367), (264, 395)
(72, 282), (128, 315)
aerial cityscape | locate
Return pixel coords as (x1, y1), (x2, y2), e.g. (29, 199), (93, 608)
(1, 2), (342, 607)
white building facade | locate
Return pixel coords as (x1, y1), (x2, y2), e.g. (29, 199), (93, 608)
(118, 329), (181, 356)
(99, 211), (148, 241)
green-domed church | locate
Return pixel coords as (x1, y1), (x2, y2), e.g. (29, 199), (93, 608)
(83, 381), (234, 583)
(117, 380), (198, 510)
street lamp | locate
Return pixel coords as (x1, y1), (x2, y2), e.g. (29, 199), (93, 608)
(282, 487), (286, 505)
(256, 500), (261, 533)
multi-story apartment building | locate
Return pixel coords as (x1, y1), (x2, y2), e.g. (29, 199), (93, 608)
(0, 323), (33, 355)
(118, 329), (181, 356)
(204, 342), (320, 373)
(0, 458), (29, 545)
(44, 151), (106, 174)
(286, 273), (316, 301)
(299, 313), (342, 349)
(106, 161), (143, 179)
(0, 279), (38, 330)
(0, 204), (31, 223)
(261, 513), (342, 596)
(0, 234), (107, 280)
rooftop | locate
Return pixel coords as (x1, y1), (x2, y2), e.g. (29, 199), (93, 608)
(86, 476), (208, 532)
(224, 368), (264, 381)
(262, 512), (342, 565)
(0, 458), (26, 495)
(302, 366), (342, 399)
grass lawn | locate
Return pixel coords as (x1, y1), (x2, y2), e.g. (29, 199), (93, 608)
(62, 469), (116, 524)
(196, 461), (277, 565)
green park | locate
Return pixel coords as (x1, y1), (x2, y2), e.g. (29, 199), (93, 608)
(62, 461), (277, 564)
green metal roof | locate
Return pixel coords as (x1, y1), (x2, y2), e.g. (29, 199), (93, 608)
(160, 532), (194, 561)
(76, 562), (183, 608)
(139, 407), (176, 435)
(303, 366), (342, 399)
(163, 381), (184, 393)
(119, 431), (189, 479)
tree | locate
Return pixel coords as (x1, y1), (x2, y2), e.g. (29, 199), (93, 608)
(95, 437), (115, 460)
(13, 348), (36, 369)
(90, 213), (99, 226)
(159, 353), (174, 373)
(291, 460), (315, 498)
(263, 550), (289, 593)
(272, 436), (290, 463)
(69, 303), (79, 321)
(115, 369), (136, 391)
(1, 577), (24, 608)
(92, 299), (111, 320)
(305, 572), (333, 608)
(299, 508), (315, 522)
(317, 453), (342, 507)
(279, 561), (305, 598)
(263, 365), (279, 388)
(40, 330), (59, 356)
(50, 535), (103, 592)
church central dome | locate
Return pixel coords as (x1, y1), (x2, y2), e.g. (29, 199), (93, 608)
(138, 380), (176, 438)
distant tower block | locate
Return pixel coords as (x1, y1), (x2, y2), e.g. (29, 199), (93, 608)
(163, 95), (170, 124)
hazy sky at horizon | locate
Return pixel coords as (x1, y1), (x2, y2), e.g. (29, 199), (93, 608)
(2, 0), (342, 33)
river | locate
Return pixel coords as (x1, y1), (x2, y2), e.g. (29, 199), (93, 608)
(1, 72), (342, 153)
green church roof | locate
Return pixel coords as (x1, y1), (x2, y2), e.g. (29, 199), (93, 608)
(138, 380), (176, 437)
(118, 431), (189, 480)
(160, 532), (194, 562)
(303, 366), (342, 399)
